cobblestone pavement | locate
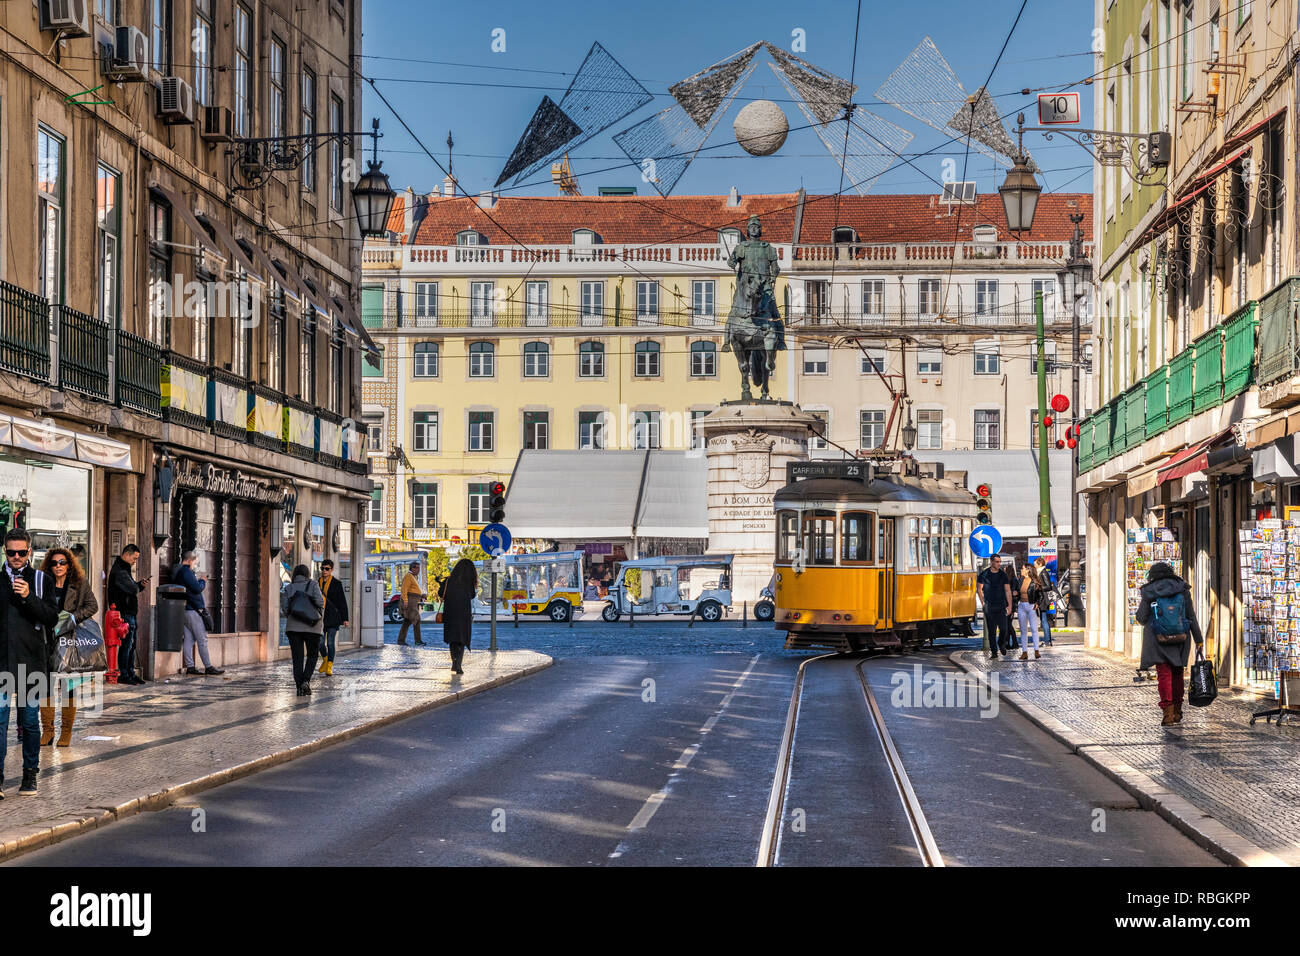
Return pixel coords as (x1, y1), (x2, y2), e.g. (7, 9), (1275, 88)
(956, 644), (1300, 865)
(0, 645), (550, 861)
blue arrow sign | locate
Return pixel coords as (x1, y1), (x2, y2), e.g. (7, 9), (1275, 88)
(968, 526), (1003, 559)
(480, 523), (512, 556)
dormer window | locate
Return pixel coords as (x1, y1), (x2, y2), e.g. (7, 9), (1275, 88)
(572, 229), (601, 245)
(719, 227), (742, 247)
(972, 224), (998, 243)
(832, 227), (857, 244)
(456, 230), (485, 246)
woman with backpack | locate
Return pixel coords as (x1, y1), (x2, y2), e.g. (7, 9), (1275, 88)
(281, 565), (325, 696)
(1015, 564), (1045, 660)
(1135, 561), (1204, 726)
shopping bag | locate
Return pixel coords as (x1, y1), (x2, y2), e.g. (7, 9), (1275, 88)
(1188, 645), (1218, 708)
(54, 619), (108, 674)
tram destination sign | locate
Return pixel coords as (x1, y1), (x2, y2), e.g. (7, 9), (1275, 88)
(787, 461), (871, 483)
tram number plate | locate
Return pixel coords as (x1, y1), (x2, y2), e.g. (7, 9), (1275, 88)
(788, 461), (868, 482)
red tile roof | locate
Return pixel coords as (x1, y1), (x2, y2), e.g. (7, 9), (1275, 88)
(404, 190), (1092, 246)
(385, 194), (405, 235)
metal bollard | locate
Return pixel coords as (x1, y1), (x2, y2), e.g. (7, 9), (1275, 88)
(513, 604), (519, 629)
(742, 601), (748, 629)
(629, 601), (634, 628)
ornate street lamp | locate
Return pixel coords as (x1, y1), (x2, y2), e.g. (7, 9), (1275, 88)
(999, 153), (1042, 235)
(900, 405), (918, 452)
(352, 119), (396, 240)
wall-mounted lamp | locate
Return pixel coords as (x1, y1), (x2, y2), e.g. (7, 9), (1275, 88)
(153, 450), (174, 551)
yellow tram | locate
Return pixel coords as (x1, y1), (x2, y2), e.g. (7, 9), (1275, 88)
(773, 459), (978, 651)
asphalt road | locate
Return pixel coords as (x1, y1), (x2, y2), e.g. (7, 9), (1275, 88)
(17, 635), (1219, 867)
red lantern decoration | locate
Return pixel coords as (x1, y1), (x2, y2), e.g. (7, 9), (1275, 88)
(1051, 394), (1070, 413)
(1055, 438), (1066, 449)
(1043, 415), (1053, 428)
(1067, 437), (1078, 449)
(1073, 424), (1082, 437)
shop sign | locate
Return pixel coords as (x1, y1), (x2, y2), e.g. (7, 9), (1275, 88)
(173, 457), (294, 506)
(1027, 537), (1058, 562)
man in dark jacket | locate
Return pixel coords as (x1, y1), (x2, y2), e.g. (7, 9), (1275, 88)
(1135, 561), (1204, 725)
(0, 529), (59, 795)
(316, 559), (349, 676)
(976, 555), (1014, 660)
(106, 544), (148, 684)
(174, 552), (223, 677)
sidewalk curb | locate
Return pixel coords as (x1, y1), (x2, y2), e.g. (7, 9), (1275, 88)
(948, 651), (1288, 868)
(0, 656), (554, 863)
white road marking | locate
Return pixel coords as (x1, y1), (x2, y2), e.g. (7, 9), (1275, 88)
(608, 654), (761, 859)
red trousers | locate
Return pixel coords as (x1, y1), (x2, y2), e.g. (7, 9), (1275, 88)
(1155, 663), (1184, 709)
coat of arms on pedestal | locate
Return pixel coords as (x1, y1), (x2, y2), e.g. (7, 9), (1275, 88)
(735, 428), (774, 490)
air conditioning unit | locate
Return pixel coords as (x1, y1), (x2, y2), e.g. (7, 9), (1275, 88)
(200, 106), (234, 142)
(156, 77), (194, 125)
(108, 25), (148, 80)
(41, 0), (91, 37)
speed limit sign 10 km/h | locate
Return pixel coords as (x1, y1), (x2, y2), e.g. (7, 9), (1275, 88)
(1037, 92), (1081, 125)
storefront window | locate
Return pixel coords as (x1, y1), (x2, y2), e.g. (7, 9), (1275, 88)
(0, 455), (90, 568)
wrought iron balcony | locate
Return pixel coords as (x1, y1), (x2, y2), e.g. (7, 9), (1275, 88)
(0, 281), (50, 383)
(115, 330), (163, 417)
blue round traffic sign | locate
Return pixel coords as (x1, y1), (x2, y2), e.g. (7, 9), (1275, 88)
(480, 523), (512, 556)
(968, 526), (1003, 559)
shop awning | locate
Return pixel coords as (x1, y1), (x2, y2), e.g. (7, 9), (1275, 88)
(910, 449), (1083, 537)
(149, 185), (226, 262)
(297, 274), (333, 316)
(75, 435), (133, 471)
(194, 212), (261, 279)
(1252, 435), (1298, 482)
(332, 295), (382, 354)
(506, 450), (648, 539)
(243, 241), (298, 297)
(1156, 431), (1231, 485)
(7, 416), (77, 459)
(634, 452), (708, 538)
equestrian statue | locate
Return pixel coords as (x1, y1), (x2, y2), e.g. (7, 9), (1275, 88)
(723, 215), (786, 401)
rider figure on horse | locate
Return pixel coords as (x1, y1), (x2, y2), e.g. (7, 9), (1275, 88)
(724, 215), (786, 400)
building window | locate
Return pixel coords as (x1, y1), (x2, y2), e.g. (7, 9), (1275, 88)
(468, 411), (494, 452)
(269, 37), (286, 141)
(808, 410), (829, 450)
(525, 281), (548, 325)
(232, 273), (253, 379)
(581, 281), (604, 326)
(1182, 1), (1194, 101)
(860, 410), (886, 450)
(690, 340), (716, 377)
(194, 0), (213, 106)
(918, 279), (940, 316)
(634, 341), (661, 377)
(414, 282), (437, 325)
(578, 341), (604, 377)
(524, 411), (549, 450)
(470, 281), (494, 325)
(806, 280), (830, 320)
(862, 279), (885, 317)
(413, 342), (438, 378)
(234, 4), (252, 138)
(692, 280), (715, 323)
(468, 341), (495, 377)
(1083, 342), (1094, 373)
(411, 483), (437, 529)
(860, 349), (885, 375)
(974, 342), (999, 375)
(1032, 278), (1056, 319)
(37, 128), (64, 305)
(976, 279), (998, 316)
(917, 409), (943, 450)
(330, 94), (344, 212)
(147, 199), (170, 347)
(467, 483), (490, 525)
(151, 0), (171, 75)
(300, 69), (316, 191)
(1238, 0), (1251, 25)
(367, 488), (382, 524)
(690, 409), (709, 450)
(523, 341), (549, 378)
(636, 280), (658, 322)
(299, 308), (316, 402)
(579, 411), (606, 450)
(803, 342), (829, 375)
(364, 417), (383, 451)
(268, 286), (285, 391)
(456, 231), (482, 246)
(328, 320), (343, 412)
(191, 269), (212, 364)
(632, 411), (660, 449)
(96, 164), (120, 326)
(974, 409), (1001, 450)
(1030, 341), (1058, 375)
(917, 348), (943, 375)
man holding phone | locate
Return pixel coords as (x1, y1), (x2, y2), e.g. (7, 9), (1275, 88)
(0, 528), (59, 795)
(106, 544), (148, 684)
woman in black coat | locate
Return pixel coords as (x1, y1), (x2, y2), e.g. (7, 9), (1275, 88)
(441, 558), (477, 674)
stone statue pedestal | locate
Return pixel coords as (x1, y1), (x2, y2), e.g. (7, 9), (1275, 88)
(700, 401), (821, 606)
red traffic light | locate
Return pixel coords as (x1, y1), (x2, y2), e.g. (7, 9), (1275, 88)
(1051, 394), (1070, 413)
(490, 481), (505, 496)
(1043, 415), (1053, 428)
(976, 483), (991, 498)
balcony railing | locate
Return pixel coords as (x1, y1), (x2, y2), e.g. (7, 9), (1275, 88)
(116, 330), (162, 416)
(0, 281), (51, 382)
(56, 305), (110, 400)
(791, 239), (1095, 267)
(786, 306), (1085, 329)
(360, 308), (727, 331)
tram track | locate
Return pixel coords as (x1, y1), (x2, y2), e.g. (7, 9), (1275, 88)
(756, 652), (944, 867)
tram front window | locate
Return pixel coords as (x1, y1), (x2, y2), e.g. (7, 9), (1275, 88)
(802, 510), (836, 565)
(777, 510), (799, 562)
(841, 512), (874, 563)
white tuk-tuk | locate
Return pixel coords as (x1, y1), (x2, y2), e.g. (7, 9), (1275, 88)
(600, 554), (734, 623)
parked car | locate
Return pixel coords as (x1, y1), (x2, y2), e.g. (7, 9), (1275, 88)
(384, 593), (404, 623)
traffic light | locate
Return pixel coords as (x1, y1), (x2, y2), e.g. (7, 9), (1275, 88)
(976, 483), (993, 525)
(489, 481), (506, 523)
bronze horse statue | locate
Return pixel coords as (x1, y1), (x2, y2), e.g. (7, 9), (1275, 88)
(723, 215), (786, 401)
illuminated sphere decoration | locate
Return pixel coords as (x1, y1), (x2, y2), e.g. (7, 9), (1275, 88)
(734, 100), (789, 156)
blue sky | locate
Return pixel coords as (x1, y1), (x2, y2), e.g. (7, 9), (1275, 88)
(360, 0), (1096, 200)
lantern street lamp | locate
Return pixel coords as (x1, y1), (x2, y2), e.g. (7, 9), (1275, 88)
(999, 118), (1042, 235)
(901, 405), (917, 452)
(352, 119), (397, 240)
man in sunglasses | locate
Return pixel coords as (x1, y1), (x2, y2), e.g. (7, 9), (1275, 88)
(0, 528), (58, 796)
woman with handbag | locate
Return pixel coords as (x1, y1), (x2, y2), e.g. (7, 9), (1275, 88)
(282, 565), (325, 696)
(441, 559), (477, 675)
(1135, 561), (1205, 726)
(40, 548), (97, 747)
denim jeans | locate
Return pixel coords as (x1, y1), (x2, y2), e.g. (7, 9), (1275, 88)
(0, 695), (41, 778)
(119, 613), (138, 679)
(320, 627), (339, 662)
